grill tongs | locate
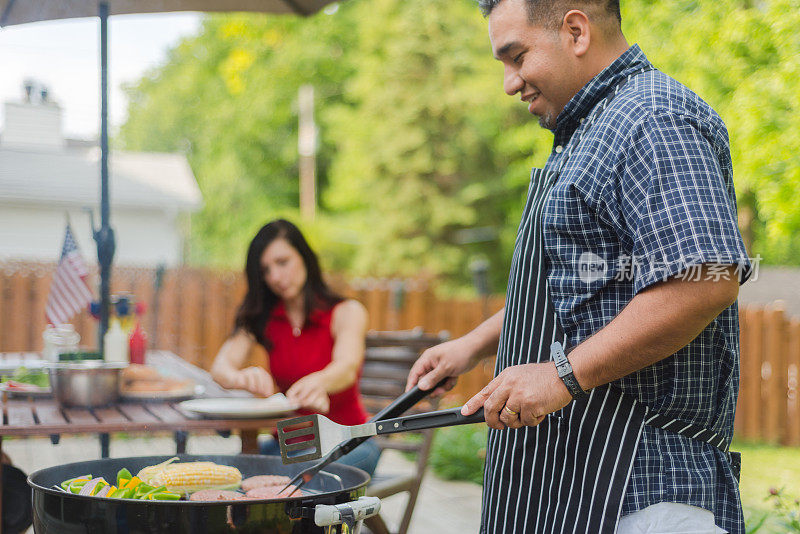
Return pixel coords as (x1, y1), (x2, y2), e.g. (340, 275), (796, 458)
(278, 379), (469, 495)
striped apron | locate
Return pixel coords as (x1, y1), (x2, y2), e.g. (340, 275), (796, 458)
(481, 70), (651, 534)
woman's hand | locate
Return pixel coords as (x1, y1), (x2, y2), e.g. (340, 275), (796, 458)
(233, 366), (275, 398)
(286, 374), (330, 413)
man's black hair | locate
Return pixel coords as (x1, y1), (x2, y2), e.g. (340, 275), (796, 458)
(477, 0), (622, 28)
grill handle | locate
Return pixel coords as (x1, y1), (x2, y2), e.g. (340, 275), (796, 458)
(375, 407), (485, 434)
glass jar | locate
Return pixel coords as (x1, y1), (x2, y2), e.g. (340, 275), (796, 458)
(42, 324), (81, 362)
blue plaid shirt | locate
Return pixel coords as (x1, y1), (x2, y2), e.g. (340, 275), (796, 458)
(542, 46), (750, 532)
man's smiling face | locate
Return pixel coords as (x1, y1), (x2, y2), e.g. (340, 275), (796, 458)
(488, 0), (580, 130)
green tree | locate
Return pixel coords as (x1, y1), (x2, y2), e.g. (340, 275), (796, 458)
(621, 0), (800, 263)
(323, 0), (538, 291)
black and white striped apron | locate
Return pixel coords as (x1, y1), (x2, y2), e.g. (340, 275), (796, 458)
(481, 69), (652, 534)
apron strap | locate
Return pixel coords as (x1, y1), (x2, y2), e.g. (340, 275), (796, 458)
(645, 412), (741, 482)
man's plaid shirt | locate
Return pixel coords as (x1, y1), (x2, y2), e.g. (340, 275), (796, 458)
(541, 45), (750, 533)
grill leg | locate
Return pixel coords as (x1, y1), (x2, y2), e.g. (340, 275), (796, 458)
(100, 433), (110, 458)
(175, 431), (188, 454)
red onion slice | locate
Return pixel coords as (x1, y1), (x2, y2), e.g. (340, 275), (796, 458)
(79, 477), (107, 496)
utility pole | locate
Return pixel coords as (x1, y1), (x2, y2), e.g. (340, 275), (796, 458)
(298, 84), (317, 220)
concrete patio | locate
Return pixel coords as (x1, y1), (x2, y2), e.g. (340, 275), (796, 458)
(4, 431), (483, 533)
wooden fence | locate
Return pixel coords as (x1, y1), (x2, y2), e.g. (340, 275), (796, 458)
(0, 261), (797, 445)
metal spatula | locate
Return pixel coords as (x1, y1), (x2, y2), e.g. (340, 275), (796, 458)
(277, 380), (447, 496)
(277, 406), (485, 464)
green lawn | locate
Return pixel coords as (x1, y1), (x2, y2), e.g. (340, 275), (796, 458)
(735, 440), (800, 533)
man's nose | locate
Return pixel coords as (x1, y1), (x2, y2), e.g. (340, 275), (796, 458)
(504, 68), (524, 96)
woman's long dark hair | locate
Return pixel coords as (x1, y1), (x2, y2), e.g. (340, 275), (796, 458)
(234, 219), (343, 347)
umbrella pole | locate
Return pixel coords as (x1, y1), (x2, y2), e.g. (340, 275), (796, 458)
(94, 1), (115, 353)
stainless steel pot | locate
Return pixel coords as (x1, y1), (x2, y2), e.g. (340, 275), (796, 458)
(48, 361), (126, 407)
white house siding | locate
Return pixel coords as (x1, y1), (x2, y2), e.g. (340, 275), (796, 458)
(0, 203), (184, 267)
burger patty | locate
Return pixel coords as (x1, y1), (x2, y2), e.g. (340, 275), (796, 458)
(241, 475), (293, 492)
(189, 490), (247, 502)
(244, 485), (301, 500)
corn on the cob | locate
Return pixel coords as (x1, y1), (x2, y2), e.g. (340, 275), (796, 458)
(137, 458), (242, 494)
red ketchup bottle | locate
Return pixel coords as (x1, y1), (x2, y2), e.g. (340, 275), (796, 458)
(129, 322), (148, 365)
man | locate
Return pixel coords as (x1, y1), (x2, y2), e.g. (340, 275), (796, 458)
(406, 1), (751, 532)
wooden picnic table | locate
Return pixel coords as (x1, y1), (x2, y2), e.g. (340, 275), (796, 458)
(0, 350), (291, 533)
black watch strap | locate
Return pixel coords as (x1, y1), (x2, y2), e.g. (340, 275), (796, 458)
(550, 341), (589, 400)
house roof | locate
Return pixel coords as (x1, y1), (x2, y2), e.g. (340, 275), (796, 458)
(0, 146), (202, 212)
(738, 266), (800, 319)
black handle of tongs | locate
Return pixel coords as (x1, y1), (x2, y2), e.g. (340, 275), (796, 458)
(374, 407), (485, 435)
(283, 379), (448, 494)
(328, 378), (450, 458)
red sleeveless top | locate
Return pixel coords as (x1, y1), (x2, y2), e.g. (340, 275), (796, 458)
(264, 301), (368, 426)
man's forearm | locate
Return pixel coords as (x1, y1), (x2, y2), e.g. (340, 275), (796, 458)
(569, 267), (739, 391)
(464, 308), (505, 361)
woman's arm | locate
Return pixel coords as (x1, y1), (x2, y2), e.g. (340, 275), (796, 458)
(210, 330), (275, 397)
(323, 299), (368, 393)
(285, 300), (368, 412)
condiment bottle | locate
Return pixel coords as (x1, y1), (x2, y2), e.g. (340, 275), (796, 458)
(104, 319), (129, 363)
(128, 322), (147, 365)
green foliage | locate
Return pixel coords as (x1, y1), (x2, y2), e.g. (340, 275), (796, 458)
(429, 424), (487, 485)
(734, 440), (800, 533)
(762, 487), (800, 532)
(621, 0), (800, 263)
(119, 0), (800, 288)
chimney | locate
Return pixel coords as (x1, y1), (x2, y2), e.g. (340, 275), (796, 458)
(23, 79), (34, 103)
(1, 80), (65, 151)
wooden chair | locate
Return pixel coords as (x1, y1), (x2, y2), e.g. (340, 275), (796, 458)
(361, 328), (449, 534)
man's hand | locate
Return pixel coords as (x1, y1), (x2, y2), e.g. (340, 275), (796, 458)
(286, 374), (330, 413)
(461, 362), (572, 429)
(234, 366), (275, 397)
(405, 337), (481, 397)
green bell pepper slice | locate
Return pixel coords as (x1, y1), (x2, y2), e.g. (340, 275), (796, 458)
(61, 474), (91, 492)
(133, 483), (155, 499)
(148, 491), (181, 501)
(112, 487), (135, 500)
(139, 485), (167, 500)
(67, 476), (93, 494)
(116, 468), (132, 487)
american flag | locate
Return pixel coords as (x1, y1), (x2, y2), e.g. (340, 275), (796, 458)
(45, 224), (93, 325)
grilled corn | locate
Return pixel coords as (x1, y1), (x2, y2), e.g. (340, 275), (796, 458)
(137, 457), (242, 494)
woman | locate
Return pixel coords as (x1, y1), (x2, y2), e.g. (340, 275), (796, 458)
(210, 219), (380, 475)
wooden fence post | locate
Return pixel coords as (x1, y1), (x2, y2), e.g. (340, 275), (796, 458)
(179, 268), (203, 366)
(157, 268), (179, 357)
(31, 268), (52, 351)
(787, 319), (800, 446)
(740, 306), (764, 441)
(202, 275), (226, 370)
(763, 303), (787, 444)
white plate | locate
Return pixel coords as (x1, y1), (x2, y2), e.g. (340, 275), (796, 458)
(178, 394), (298, 419)
(121, 384), (205, 402)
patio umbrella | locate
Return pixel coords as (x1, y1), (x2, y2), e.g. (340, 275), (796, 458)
(0, 0), (339, 347)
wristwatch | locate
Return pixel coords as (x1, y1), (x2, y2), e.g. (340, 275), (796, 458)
(550, 341), (589, 400)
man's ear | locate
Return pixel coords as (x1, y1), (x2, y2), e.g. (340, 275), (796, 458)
(562, 10), (591, 57)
